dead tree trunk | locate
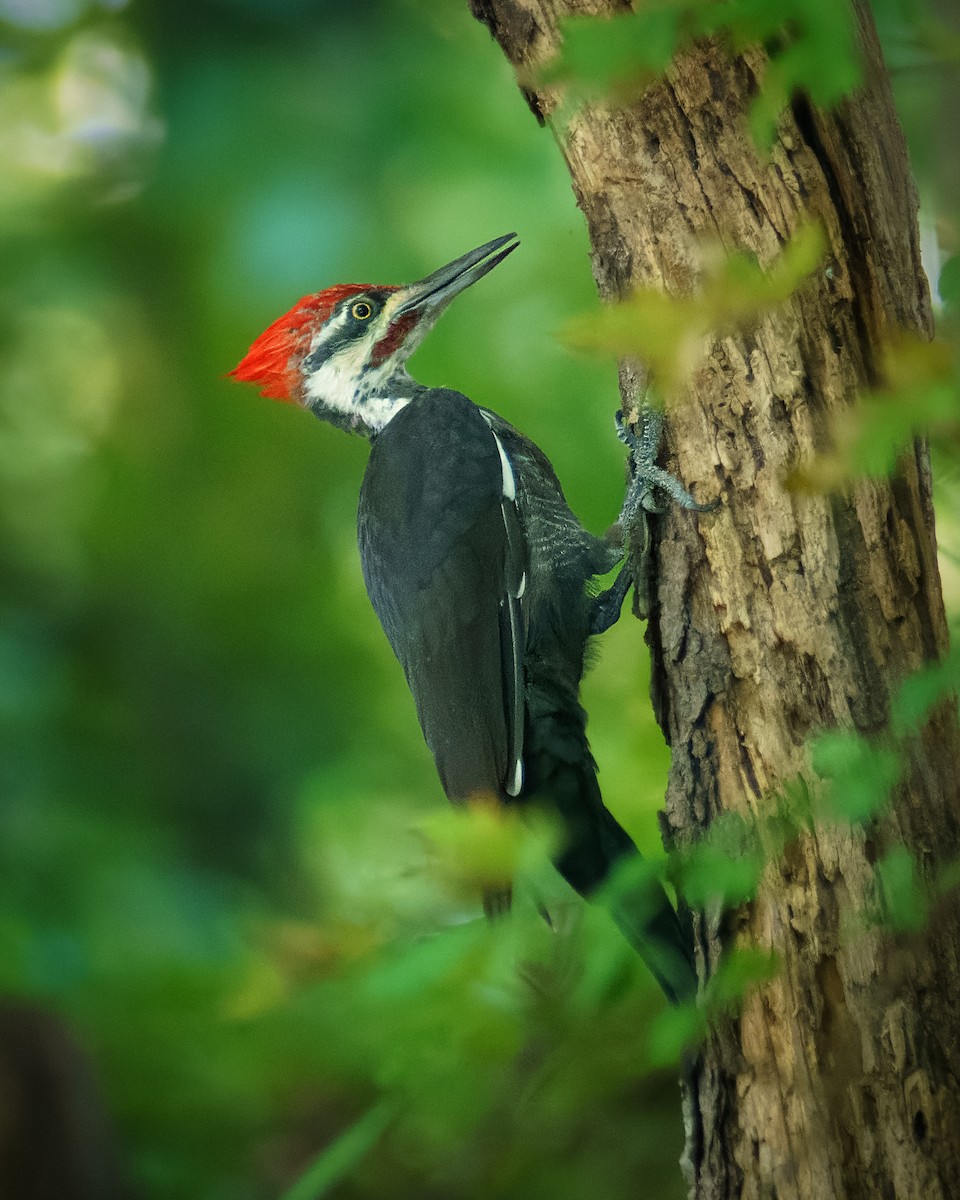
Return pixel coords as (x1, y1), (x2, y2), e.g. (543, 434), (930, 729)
(470, 2), (960, 1197)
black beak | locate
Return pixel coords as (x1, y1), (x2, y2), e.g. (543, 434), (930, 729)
(394, 233), (520, 316)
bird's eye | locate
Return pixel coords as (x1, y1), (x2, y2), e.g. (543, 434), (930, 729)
(351, 301), (373, 321)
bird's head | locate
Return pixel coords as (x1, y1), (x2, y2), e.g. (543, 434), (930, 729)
(230, 232), (519, 435)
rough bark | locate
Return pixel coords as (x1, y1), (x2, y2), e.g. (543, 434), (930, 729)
(470, 2), (960, 1198)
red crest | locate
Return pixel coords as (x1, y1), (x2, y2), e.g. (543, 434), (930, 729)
(229, 284), (375, 403)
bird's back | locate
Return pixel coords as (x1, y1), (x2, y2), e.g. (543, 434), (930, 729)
(358, 388), (513, 804)
(357, 387), (695, 1000)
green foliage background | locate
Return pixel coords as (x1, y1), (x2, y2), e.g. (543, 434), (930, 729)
(0, 1), (958, 1197)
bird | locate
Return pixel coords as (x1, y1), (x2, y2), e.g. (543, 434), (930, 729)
(230, 233), (701, 1003)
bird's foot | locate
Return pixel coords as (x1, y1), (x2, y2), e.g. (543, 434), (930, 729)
(589, 564), (632, 636)
(616, 408), (716, 525)
(613, 405), (716, 619)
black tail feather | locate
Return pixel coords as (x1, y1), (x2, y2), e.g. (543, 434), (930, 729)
(524, 680), (696, 1003)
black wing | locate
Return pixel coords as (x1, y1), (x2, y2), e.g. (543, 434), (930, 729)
(357, 389), (526, 804)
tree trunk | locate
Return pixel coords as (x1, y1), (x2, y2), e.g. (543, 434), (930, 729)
(470, 2), (960, 1197)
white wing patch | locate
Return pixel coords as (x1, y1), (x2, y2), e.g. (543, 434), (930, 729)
(482, 412), (526, 801)
(491, 429), (517, 501)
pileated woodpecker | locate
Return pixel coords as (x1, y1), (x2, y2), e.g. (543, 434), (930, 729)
(231, 234), (704, 1002)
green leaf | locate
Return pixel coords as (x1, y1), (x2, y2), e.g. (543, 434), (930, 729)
(563, 224), (825, 395)
(875, 847), (928, 933)
(549, 0), (862, 145)
(280, 1100), (395, 1200)
(703, 0), (861, 144)
(680, 814), (764, 907)
(645, 1001), (707, 1068)
(810, 732), (900, 823)
(890, 644), (960, 737)
(705, 948), (780, 1011)
(416, 801), (559, 899)
(547, 8), (682, 96)
(358, 923), (482, 1003)
(789, 335), (960, 490)
(940, 255), (960, 312)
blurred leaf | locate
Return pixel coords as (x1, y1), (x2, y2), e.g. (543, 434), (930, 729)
(280, 1100), (395, 1200)
(718, 2), (862, 147)
(810, 732), (901, 823)
(679, 813), (765, 908)
(940, 254), (960, 313)
(548, 0), (861, 146)
(416, 799), (560, 901)
(569, 908), (638, 1011)
(645, 1001), (707, 1068)
(704, 948), (780, 1012)
(356, 922), (485, 1005)
(875, 846), (929, 932)
(788, 335), (960, 490)
(543, 6), (684, 100)
(890, 641), (960, 737)
(563, 224), (825, 395)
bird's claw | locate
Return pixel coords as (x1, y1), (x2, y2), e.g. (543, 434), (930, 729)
(617, 408), (716, 524)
